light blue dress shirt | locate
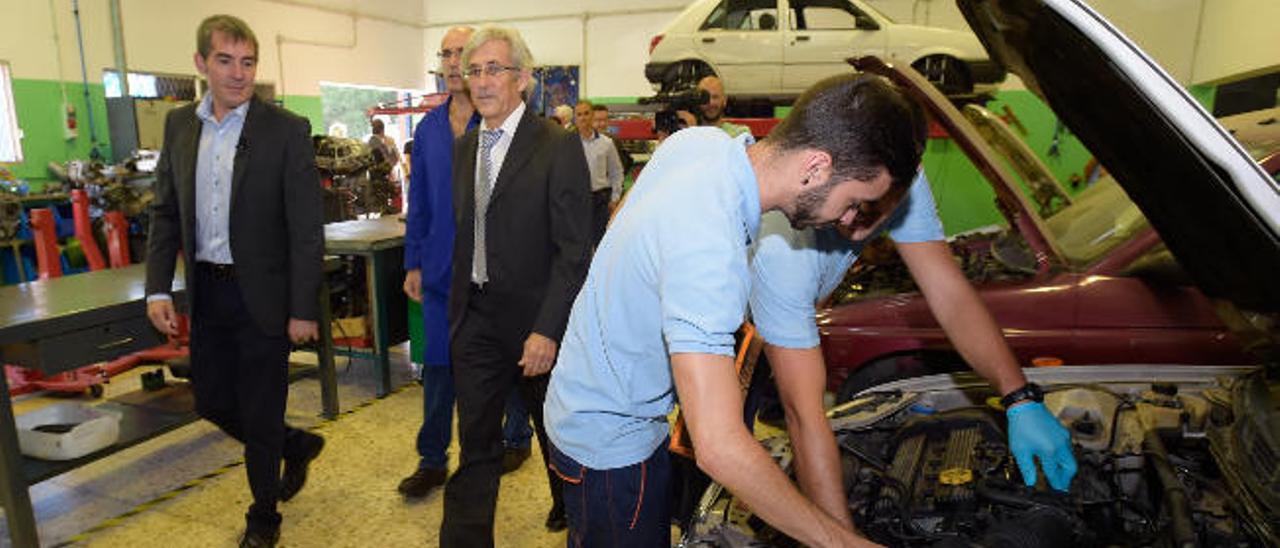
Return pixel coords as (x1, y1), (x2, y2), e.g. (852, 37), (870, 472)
(580, 131), (624, 200)
(748, 172), (944, 348)
(545, 127), (759, 469)
(193, 94), (248, 265)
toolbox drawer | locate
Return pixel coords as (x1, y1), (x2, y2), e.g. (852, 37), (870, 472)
(34, 316), (165, 375)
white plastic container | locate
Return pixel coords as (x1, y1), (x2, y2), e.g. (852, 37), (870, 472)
(15, 403), (122, 460)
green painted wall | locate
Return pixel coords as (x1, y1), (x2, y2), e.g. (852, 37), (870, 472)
(985, 91), (1093, 194)
(1188, 84), (1217, 111)
(282, 94), (324, 135)
(587, 96), (639, 105)
(921, 137), (1004, 235)
(7, 79), (112, 187)
(924, 89), (1095, 236)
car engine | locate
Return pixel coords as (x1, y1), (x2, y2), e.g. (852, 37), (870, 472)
(681, 374), (1278, 547)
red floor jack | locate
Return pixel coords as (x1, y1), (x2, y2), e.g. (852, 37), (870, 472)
(5, 318), (190, 398)
(10, 203), (189, 397)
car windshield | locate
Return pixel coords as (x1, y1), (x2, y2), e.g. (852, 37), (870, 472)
(1041, 174), (1150, 267)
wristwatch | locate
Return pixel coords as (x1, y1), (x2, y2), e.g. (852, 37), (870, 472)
(1000, 382), (1044, 409)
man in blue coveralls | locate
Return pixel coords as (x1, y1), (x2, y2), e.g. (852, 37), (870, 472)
(544, 74), (1075, 546)
(398, 26), (481, 498)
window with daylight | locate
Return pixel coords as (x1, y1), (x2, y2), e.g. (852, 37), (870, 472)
(0, 61), (22, 163)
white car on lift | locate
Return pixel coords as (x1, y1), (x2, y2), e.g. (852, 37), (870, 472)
(645, 0), (1005, 99)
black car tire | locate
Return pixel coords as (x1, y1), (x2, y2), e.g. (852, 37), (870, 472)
(662, 60), (715, 94)
(913, 55), (973, 96)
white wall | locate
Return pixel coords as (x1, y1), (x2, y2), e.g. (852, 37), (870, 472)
(1090, 0), (1201, 84)
(869, 0), (1203, 84)
(1191, 0), (1280, 84)
(0, 0), (427, 96)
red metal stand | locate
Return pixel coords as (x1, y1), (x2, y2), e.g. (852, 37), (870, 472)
(29, 208), (62, 279)
(5, 345), (189, 398)
(102, 210), (131, 267)
(70, 189), (106, 272)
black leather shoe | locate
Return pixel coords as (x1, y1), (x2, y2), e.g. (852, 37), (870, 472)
(239, 528), (279, 548)
(280, 432), (325, 502)
(501, 446), (531, 474)
(397, 467), (447, 498)
(545, 507), (567, 532)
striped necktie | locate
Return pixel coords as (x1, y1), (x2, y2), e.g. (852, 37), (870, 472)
(474, 128), (503, 284)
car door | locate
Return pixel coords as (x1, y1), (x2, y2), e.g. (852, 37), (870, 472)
(782, 0), (888, 93)
(694, 0), (784, 95)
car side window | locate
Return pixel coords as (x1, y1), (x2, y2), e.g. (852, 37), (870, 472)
(790, 0), (876, 30)
(701, 0), (781, 31)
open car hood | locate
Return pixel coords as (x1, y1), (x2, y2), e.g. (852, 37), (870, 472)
(957, 0), (1280, 312)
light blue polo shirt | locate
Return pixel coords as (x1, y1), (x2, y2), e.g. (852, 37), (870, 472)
(749, 172), (945, 349)
(545, 127), (759, 470)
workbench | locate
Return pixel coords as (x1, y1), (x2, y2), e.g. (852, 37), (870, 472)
(0, 262), (340, 547)
(0, 264), (178, 546)
(323, 216), (408, 397)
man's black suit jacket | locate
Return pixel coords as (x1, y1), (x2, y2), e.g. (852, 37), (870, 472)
(146, 96), (324, 336)
(449, 108), (592, 345)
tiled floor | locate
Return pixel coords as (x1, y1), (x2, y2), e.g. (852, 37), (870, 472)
(2, 345), (569, 547)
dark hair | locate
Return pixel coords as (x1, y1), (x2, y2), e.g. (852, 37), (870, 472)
(197, 15), (259, 59)
(371, 119), (385, 134)
(576, 99), (593, 110)
(768, 73), (925, 188)
(591, 104), (609, 113)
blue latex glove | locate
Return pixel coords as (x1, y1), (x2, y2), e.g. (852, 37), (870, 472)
(1007, 401), (1077, 491)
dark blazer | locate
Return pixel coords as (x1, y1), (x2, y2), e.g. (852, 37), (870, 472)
(449, 108), (592, 344)
(146, 96), (324, 336)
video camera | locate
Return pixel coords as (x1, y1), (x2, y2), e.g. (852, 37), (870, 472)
(639, 87), (710, 137)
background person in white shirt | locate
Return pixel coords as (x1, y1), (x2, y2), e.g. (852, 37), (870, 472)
(573, 100), (624, 248)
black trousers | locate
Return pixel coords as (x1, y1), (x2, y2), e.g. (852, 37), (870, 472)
(190, 264), (311, 532)
(591, 189), (611, 249)
(440, 286), (564, 547)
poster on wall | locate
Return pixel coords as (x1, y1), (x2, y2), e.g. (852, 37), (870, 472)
(529, 66), (580, 119)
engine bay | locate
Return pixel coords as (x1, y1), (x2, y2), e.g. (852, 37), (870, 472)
(681, 370), (1279, 547)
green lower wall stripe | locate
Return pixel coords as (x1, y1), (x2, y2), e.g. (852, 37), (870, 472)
(586, 96), (639, 105)
(282, 94), (324, 135)
(923, 89), (1095, 236)
(6, 79), (113, 183)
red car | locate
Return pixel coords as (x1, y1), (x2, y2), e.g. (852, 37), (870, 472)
(817, 65), (1279, 401)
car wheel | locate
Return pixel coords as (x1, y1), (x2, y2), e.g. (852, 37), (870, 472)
(662, 60), (714, 93)
(835, 351), (965, 403)
(913, 55), (973, 96)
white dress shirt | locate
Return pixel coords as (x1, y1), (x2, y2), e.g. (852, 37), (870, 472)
(471, 101), (526, 283)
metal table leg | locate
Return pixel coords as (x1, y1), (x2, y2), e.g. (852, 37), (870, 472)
(317, 275), (339, 419)
(367, 252), (392, 397)
(0, 368), (39, 547)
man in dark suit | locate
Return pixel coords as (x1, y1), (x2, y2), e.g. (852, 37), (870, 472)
(145, 15), (325, 548)
(439, 25), (593, 546)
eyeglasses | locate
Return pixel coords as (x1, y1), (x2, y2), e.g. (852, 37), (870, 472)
(464, 63), (521, 80)
(436, 47), (464, 60)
